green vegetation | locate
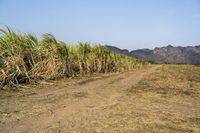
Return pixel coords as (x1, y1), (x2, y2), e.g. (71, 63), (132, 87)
(0, 27), (147, 89)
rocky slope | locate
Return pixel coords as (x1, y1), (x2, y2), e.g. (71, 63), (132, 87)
(106, 45), (200, 64)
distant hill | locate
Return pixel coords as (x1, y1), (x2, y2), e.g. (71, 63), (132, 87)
(105, 45), (131, 56)
(106, 45), (200, 64)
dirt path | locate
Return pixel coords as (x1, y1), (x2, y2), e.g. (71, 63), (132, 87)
(0, 65), (200, 133)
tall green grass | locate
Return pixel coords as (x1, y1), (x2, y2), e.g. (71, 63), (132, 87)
(0, 27), (147, 89)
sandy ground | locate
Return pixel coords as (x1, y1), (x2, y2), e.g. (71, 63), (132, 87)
(0, 65), (200, 133)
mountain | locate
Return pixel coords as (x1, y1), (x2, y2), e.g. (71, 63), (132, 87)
(106, 45), (200, 64)
(105, 45), (131, 56)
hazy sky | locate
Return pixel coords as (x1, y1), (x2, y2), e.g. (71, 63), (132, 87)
(0, 0), (200, 50)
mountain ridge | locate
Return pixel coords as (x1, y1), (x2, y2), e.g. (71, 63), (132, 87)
(106, 45), (200, 64)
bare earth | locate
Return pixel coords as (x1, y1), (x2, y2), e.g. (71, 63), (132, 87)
(0, 65), (200, 133)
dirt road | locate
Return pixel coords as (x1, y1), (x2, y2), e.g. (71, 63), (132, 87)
(0, 65), (200, 132)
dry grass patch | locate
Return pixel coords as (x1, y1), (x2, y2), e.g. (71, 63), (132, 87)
(128, 65), (200, 97)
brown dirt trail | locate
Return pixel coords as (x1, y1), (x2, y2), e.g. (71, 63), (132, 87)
(0, 65), (200, 132)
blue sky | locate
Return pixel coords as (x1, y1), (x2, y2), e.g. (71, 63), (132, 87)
(0, 0), (200, 50)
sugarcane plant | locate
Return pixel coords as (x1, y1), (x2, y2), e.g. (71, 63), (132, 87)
(0, 27), (148, 89)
